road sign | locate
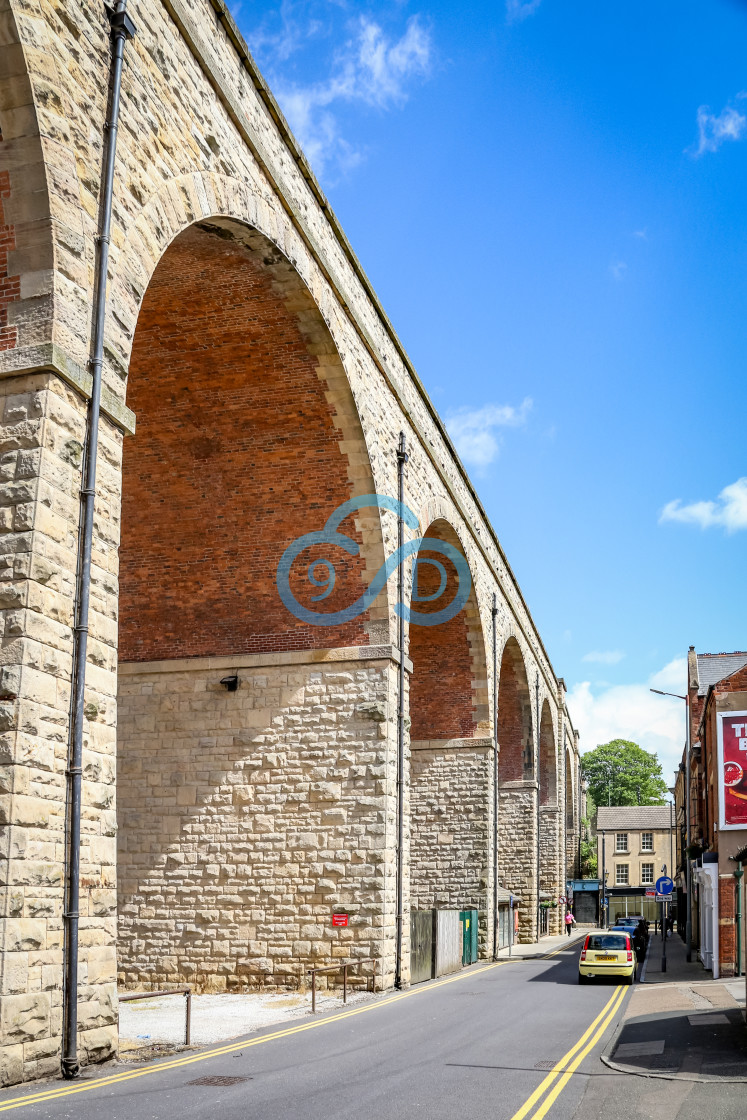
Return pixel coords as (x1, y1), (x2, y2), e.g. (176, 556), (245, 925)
(655, 876), (674, 896)
(331, 913), (349, 927)
(645, 889), (656, 898)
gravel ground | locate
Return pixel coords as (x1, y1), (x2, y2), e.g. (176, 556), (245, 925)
(118, 988), (380, 1051)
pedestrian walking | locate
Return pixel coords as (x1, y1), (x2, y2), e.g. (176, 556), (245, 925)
(565, 910), (576, 936)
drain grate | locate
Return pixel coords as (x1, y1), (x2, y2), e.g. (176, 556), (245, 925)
(187, 1075), (252, 1087)
(534, 1060), (557, 1070)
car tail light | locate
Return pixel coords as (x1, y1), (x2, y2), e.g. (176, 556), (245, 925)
(627, 950), (632, 962)
(580, 948), (586, 961)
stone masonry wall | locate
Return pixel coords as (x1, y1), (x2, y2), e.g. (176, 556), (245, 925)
(116, 652), (400, 991)
(0, 371), (121, 1085)
(0, 0), (581, 1085)
(409, 739), (492, 957)
(499, 784), (538, 942)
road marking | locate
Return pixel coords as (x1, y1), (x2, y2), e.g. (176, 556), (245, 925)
(0, 958), (512, 1113)
(541, 936), (586, 959)
(508, 985), (626, 1120)
(527, 986), (627, 1120)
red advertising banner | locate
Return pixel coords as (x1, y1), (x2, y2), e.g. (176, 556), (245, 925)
(718, 711), (747, 829)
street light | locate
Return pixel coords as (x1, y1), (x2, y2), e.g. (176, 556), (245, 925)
(650, 687), (692, 961)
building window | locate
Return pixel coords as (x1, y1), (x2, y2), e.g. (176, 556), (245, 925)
(641, 863), (654, 885)
(616, 833), (628, 853)
(641, 832), (653, 851)
(616, 864), (629, 886)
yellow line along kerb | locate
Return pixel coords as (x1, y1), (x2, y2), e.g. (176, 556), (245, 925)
(0, 959), (509, 1113)
(509, 985), (626, 1120)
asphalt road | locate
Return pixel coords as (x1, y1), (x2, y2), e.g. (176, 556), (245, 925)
(0, 936), (629, 1120)
(6, 939), (746, 1120)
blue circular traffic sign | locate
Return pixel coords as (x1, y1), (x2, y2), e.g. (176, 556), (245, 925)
(655, 876), (674, 895)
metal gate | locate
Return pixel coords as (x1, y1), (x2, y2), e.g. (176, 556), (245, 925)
(460, 909), (478, 965)
(410, 910), (435, 985)
(539, 907), (549, 936)
(498, 905), (510, 949)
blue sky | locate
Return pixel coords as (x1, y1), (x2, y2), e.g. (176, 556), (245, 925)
(235, 0), (747, 781)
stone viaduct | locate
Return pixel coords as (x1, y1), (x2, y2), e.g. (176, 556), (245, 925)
(0, 0), (582, 1085)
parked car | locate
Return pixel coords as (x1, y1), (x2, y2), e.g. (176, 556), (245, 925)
(578, 931), (636, 984)
(614, 920), (646, 958)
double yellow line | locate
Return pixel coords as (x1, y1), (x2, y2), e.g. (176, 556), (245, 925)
(0, 960), (506, 1113)
(509, 985), (627, 1120)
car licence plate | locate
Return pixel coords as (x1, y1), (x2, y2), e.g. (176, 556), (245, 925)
(596, 955), (616, 961)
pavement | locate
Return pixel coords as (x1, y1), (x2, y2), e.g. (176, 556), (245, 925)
(117, 931), (580, 1056)
(604, 928), (747, 1081)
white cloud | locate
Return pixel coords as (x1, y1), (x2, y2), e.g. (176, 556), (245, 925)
(270, 15), (432, 175)
(582, 650), (625, 665)
(610, 260), (627, 281)
(445, 398), (532, 470)
(660, 476), (747, 533)
(568, 657), (687, 785)
(506, 0), (542, 23)
(693, 102), (747, 156)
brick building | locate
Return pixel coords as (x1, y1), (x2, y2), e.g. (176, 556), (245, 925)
(676, 647), (747, 978)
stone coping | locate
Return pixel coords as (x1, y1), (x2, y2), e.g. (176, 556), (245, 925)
(409, 736), (494, 752)
(118, 644), (413, 675)
(0, 343), (137, 433)
(500, 778), (540, 791)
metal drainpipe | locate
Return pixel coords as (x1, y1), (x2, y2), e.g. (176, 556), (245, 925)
(394, 432), (408, 989)
(61, 1), (135, 1081)
(535, 674), (541, 938)
(734, 866), (743, 978)
(491, 595), (498, 959)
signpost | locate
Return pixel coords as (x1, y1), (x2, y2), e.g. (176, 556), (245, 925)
(331, 913), (349, 928)
(656, 875), (674, 973)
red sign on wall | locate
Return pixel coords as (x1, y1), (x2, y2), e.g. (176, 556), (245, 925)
(718, 711), (747, 829)
(331, 913), (349, 927)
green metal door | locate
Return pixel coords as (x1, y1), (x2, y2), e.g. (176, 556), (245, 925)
(460, 910), (478, 965)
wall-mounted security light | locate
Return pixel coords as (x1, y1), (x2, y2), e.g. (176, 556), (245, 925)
(220, 674), (239, 692)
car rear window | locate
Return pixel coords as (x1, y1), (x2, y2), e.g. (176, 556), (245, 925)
(586, 935), (628, 951)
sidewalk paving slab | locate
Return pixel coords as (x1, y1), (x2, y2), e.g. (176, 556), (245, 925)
(604, 928), (747, 1082)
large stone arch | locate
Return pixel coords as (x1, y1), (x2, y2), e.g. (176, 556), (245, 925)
(408, 518), (493, 955)
(0, 0), (583, 1085)
(538, 699), (562, 933)
(496, 635), (538, 941)
(115, 215), (396, 993)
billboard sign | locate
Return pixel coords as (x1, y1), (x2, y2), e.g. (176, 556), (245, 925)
(717, 711), (747, 830)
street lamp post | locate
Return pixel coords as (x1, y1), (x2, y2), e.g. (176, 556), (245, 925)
(651, 687), (692, 961)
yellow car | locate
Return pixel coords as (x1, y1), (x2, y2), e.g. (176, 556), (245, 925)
(579, 931), (636, 984)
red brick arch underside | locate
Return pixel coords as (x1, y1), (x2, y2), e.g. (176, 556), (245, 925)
(408, 521), (487, 741)
(118, 222), (380, 661)
(539, 700), (556, 805)
(497, 637), (534, 781)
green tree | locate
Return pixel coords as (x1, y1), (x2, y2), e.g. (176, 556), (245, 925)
(580, 739), (668, 808)
(579, 818), (598, 877)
